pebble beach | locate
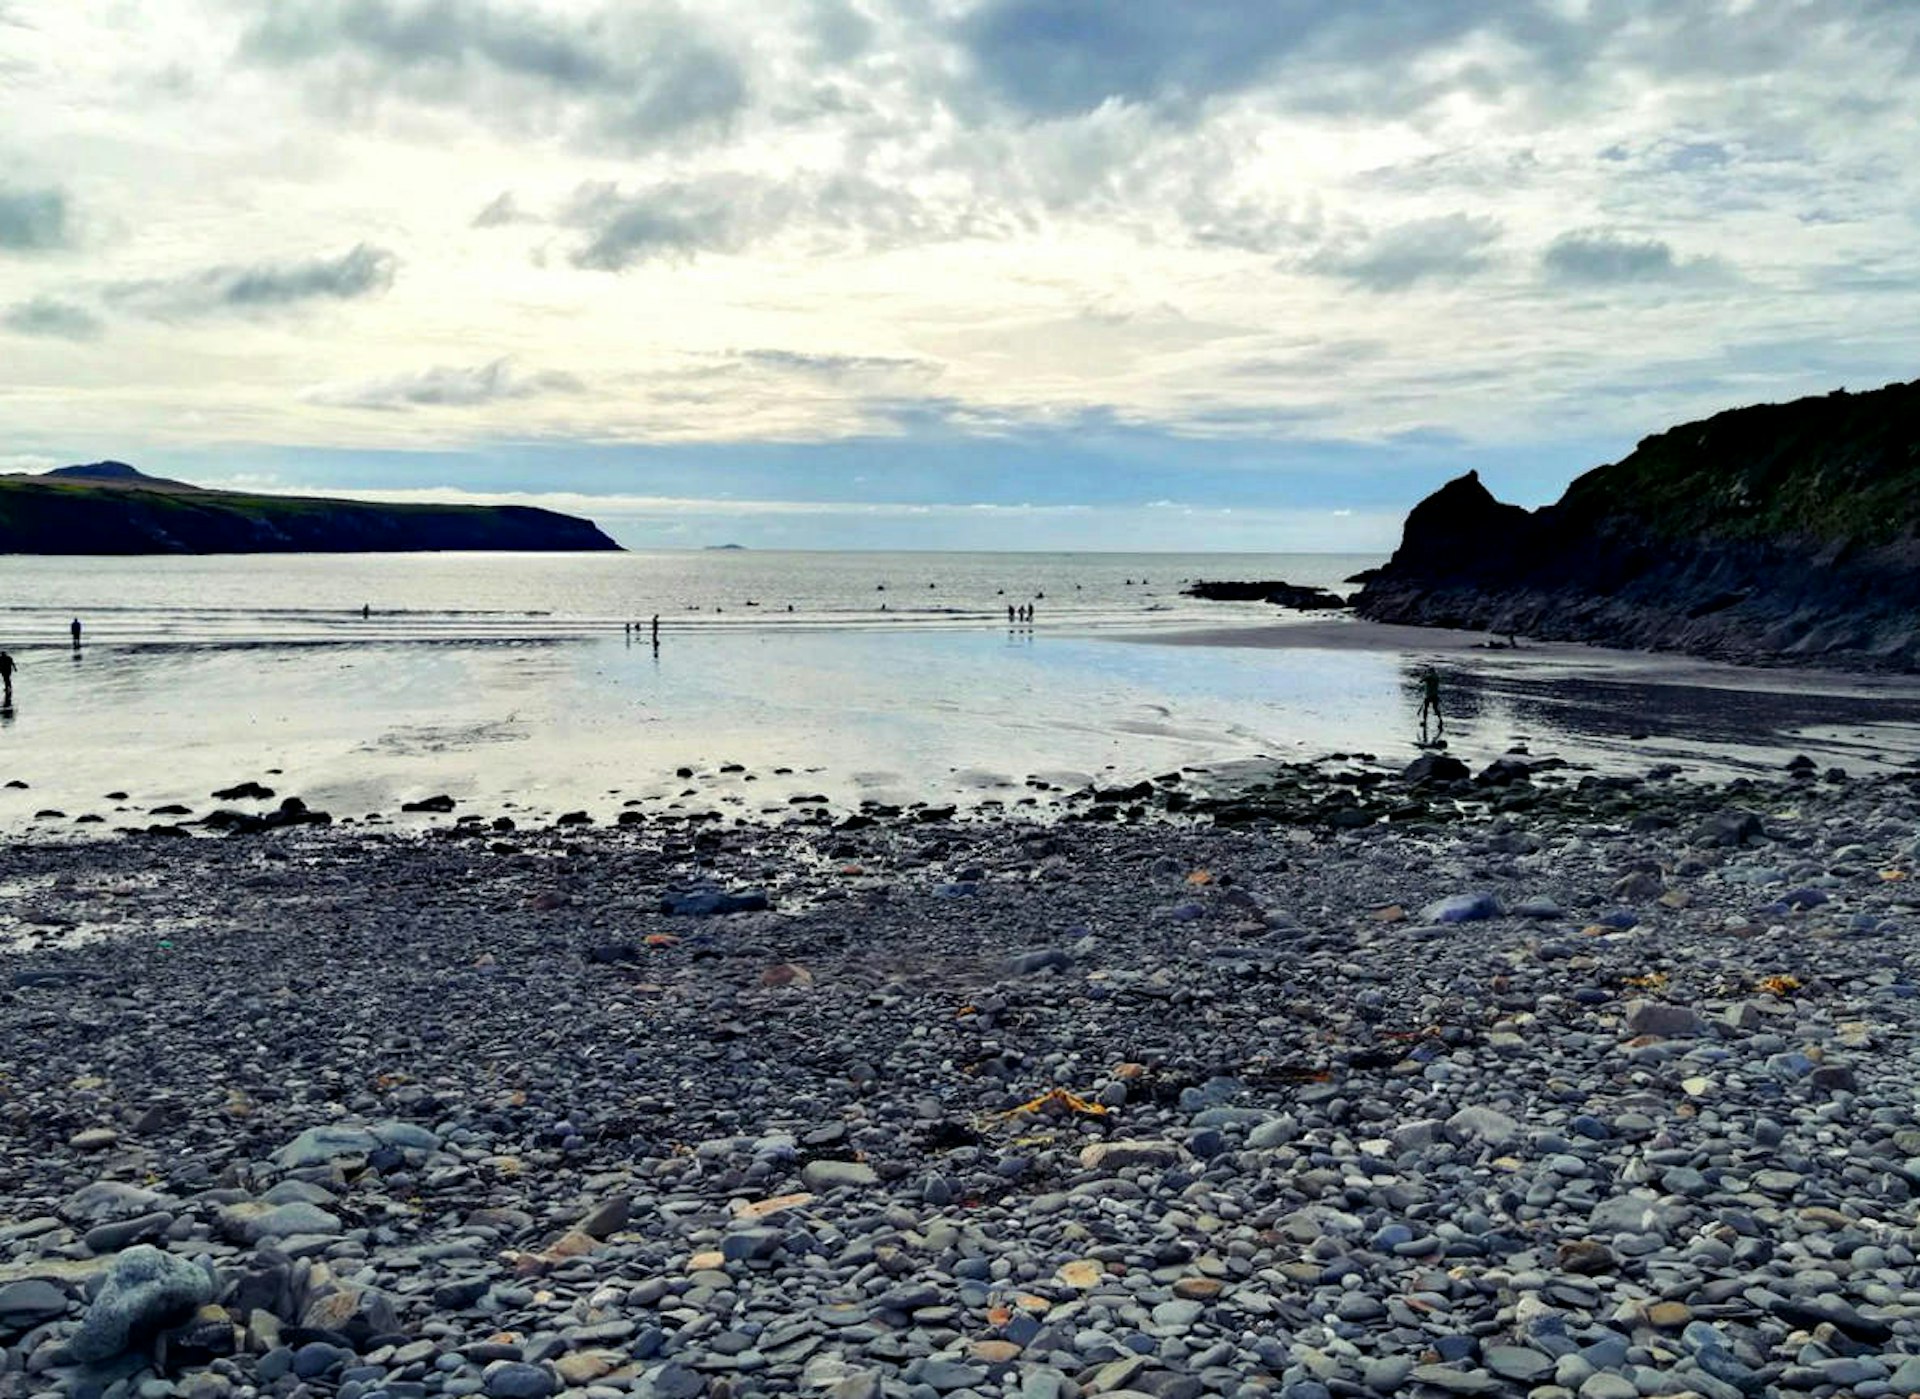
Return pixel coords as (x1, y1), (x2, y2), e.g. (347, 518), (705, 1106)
(3, 756), (1920, 1399)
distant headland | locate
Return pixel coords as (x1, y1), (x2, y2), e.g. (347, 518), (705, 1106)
(1355, 377), (1920, 670)
(0, 462), (620, 554)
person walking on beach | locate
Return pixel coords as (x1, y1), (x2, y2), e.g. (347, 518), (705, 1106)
(0, 651), (14, 704)
(69, 617), (82, 649)
(650, 614), (660, 644)
(1418, 666), (1444, 738)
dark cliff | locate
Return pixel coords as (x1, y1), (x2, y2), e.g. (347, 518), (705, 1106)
(1354, 379), (1920, 670)
(0, 463), (620, 554)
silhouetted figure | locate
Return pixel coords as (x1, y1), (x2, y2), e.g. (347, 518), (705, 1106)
(362, 603), (370, 620)
(0, 651), (13, 704)
(70, 617), (82, 649)
(650, 615), (660, 646)
(1418, 666), (1444, 739)
(1008, 605), (1016, 624)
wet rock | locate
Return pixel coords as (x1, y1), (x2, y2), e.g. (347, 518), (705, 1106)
(65, 1244), (213, 1364)
(1420, 892), (1502, 923)
(661, 886), (770, 916)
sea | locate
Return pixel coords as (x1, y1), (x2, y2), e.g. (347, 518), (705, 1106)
(3, 550), (1920, 832)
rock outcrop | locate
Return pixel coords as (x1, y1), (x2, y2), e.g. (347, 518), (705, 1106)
(0, 462), (619, 553)
(1355, 378), (1920, 669)
(1183, 580), (1349, 609)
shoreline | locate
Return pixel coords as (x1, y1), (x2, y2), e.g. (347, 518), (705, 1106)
(2, 768), (1918, 1397)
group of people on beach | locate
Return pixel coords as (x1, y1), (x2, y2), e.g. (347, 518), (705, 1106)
(1007, 604), (1037, 626)
(623, 616), (662, 653)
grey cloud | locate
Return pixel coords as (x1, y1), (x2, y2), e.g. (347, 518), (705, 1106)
(107, 244), (397, 317)
(240, 0), (748, 150)
(591, 30), (745, 147)
(1227, 339), (1387, 377)
(1542, 230), (1725, 284)
(811, 0), (875, 62)
(561, 173), (933, 271)
(306, 358), (583, 410)
(1306, 214), (1500, 291)
(563, 179), (759, 270)
(738, 349), (938, 380)
(0, 182), (70, 251)
(472, 191), (528, 227)
(2, 295), (103, 339)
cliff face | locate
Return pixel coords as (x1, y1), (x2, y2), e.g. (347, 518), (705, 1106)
(1354, 379), (1920, 670)
(0, 465), (620, 554)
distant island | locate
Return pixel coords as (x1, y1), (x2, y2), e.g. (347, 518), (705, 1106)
(0, 462), (620, 554)
(1355, 377), (1920, 670)
(704, 543), (748, 551)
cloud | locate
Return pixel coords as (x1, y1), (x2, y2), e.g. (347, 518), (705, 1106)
(106, 244), (397, 318)
(2, 295), (103, 339)
(560, 173), (930, 270)
(1542, 230), (1727, 284)
(737, 349), (938, 381)
(562, 179), (754, 270)
(239, 0), (748, 151)
(304, 358), (584, 410)
(471, 190), (527, 227)
(952, 0), (1592, 119)
(1305, 213), (1501, 291)
(0, 182), (70, 251)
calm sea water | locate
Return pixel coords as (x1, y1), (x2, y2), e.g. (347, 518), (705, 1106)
(0, 551), (1374, 644)
(1, 550), (1918, 832)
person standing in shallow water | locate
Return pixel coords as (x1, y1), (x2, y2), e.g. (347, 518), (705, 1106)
(1418, 666), (1444, 738)
(69, 618), (81, 649)
(0, 651), (13, 704)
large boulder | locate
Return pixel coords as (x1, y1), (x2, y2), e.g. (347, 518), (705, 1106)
(59, 1181), (164, 1226)
(66, 1245), (213, 1364)
(272, 1120), (440, 1170)
(1401, 754), (1469, 785)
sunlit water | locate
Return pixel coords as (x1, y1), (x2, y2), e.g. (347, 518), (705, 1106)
(1, 550), (1918, 833)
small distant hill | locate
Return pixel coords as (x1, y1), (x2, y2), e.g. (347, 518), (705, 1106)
(43, 461), (202, 490)
(1354, 377), (1920, 669)
(0, 463), (620, 554)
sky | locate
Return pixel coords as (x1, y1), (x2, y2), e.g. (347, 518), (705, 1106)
(2, 0), (1917, 551)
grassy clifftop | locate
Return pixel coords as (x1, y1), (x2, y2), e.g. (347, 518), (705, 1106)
(0, 464), (620, 554)
(1558, 379), (1920, 549)
(1355, 378), (1920, 669)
